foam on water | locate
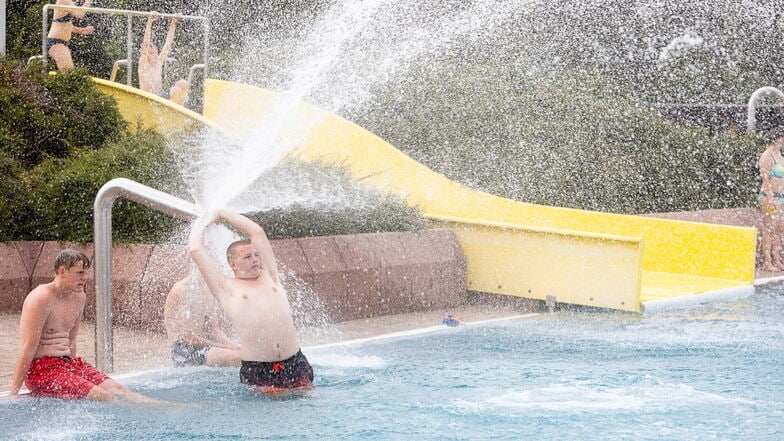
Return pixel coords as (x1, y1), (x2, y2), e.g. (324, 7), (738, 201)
(309, 352), (387, 369)
(454, 381), (760, 414)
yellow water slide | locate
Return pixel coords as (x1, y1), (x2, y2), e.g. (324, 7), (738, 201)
(94, 77), (758, 313)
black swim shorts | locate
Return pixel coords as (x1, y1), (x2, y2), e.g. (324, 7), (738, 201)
(46, 38), (69, 50)
(240, 349), (314, 389)
(171, 338), (210, 367)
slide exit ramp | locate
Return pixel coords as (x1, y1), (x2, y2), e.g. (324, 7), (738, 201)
(94, 77), (757, 313)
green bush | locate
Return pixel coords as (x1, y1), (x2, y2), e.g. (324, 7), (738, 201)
(5, 0), (43, 62)
(355, 65), (763, 214)
(171, 151), (427, 240)
(243, 160), (425, 239)
(0, 152), (28, 241)
(0, 62), (125, 168)
(19, 129), (188, 242)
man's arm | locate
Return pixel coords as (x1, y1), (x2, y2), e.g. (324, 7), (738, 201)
(72, 25), (94, 35)
(159, 15), (179, 61)
(67, 307), (83, 358)
(142, 12), (158, 49)
(188, 213), (231, 301)
(9, 293), (48, 395)
(164, 279), (223, 347)
(163, 280), (185, 341)
(217, 209), (279, 283)
(208, 326), (240, 349)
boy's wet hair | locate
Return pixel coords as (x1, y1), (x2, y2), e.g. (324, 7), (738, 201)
(226, 239), (252, 262)
(54, 249), (91, 272)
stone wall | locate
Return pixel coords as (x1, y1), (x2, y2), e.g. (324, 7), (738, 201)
(0, 229), (467, 332)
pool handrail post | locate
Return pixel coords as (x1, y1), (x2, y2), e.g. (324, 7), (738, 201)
(93, 178), (200, 372)
(40, 4), (209, 89)
(126, 15), (133, 87)
(1, 0), (6, 56)
(747, 86), (784, 134)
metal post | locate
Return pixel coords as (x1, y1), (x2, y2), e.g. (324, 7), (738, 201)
(41, 5), (48, 63)
(110, 59), (128, 82)
(203, 21), (210, 79)
(126, 15), (133, 86)
(1, 0), (6, 57)
(747, 86), (784, 134)
(93, 178), (200, 372)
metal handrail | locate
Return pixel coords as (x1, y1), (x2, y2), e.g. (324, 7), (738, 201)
(93, 178), (199, 372)
(187, 63), (205, 85)
(41, 5), (210, 86)
(747, 86), (784, 134)
(109, 59), (128, 82)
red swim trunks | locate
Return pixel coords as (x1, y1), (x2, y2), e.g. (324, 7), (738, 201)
(24, 356), (111, 399)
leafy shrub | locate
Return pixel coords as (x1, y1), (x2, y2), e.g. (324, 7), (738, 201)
(19, 130), (188, 243)
(0, 152), (28, 241)
(244, 160), (425, 239)
(355, 65), (764, 214)
(0, 62), (125, 168)
(172, 150), (426, 240)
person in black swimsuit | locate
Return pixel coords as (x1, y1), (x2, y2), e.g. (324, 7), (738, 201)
(47, 0), (95, 70)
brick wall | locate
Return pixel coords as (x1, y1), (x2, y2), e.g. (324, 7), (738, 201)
(0, 229), (467, 331)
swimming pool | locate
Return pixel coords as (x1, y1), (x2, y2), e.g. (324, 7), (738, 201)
(2, 288), (783, 441)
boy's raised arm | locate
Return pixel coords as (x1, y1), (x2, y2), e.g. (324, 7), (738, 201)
(188, 214), (230, 300)
(9, 295), (48, 395)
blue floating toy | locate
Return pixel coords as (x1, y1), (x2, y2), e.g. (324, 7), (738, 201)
(443, 314), (463, 327)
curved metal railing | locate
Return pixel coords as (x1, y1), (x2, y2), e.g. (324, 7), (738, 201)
(747, 86), (784, 134)
(93, 178), (199, 372)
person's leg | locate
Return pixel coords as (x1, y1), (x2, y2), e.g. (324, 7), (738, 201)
(205, 347), (242, 367)
(772, 214), (784, 269)
(48, 44), (74, 70)
(84, 384), (116, 402)
(97, 379), (165, 405)
(760, 211), (779, 271)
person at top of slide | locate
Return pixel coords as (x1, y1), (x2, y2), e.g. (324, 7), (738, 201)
(47, 0), (95, 70)
(138, 11), (179, 95)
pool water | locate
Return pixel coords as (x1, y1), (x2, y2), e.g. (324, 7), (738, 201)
(2, 288), (783, 441)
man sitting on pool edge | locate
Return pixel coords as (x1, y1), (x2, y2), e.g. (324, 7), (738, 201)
(188, 209), (314, 394)
(164, 273), (242, 367)
(9, 249), (161, 403)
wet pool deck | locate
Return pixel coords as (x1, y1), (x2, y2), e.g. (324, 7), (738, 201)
(0, 303), (534, 394)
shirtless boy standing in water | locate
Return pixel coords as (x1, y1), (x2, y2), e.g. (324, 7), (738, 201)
(188, 209), (313, 394)
(164, 274), (242, 367)
(9, 250), (159, 403)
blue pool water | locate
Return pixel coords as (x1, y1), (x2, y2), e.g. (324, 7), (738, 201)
(2, 288), (783, 441)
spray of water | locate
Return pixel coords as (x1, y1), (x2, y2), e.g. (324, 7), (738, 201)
(178, 0), (535, 216)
